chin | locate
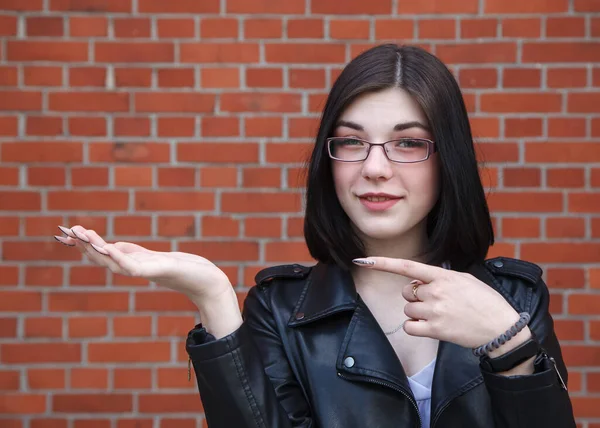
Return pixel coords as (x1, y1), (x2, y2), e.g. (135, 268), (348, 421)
(353, 221), (411, 242)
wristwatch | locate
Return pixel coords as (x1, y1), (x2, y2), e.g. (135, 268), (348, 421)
(479, 337), (541, 373)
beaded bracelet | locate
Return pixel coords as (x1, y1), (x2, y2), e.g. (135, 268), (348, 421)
(472, 312), (531, 357)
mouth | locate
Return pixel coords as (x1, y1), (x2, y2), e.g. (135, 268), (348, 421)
(356, 193), (404, 211)
(357, 193), (403, 201)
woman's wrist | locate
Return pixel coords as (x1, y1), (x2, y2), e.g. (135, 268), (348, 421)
(192, 287), (243, 340)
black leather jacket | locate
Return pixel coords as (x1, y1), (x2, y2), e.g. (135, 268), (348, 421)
(186, 257), (575, 427)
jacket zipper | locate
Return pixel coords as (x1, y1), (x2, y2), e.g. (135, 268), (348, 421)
(337, 371), (422, 428)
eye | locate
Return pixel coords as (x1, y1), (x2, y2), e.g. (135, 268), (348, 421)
(393, 139), (427, 149)
(339, 137), (365, 146)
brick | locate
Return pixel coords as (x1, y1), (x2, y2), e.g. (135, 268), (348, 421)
(574, 0), (600, 11)
(0, 91), (42, 111)
(28, 368), (65, 389)
(1, 343), (80, 364)
(113, 368), (152, 389)
(157, 18), (196, 38)
(0, 215), (19, 233)
(374, 19), (415, 40)
(70, 368), (108, 389)
(522, 243), (600, 263)
(26, 17), (64, 37)
(546, 17), (585, 37)
(114, 68), (152, 87)
(548, 118), (586, 137)
(0, 15), (17, 36)
(178, 241), (259, 261)
(48, 191), (128, 211)
(69, 117), (107, 137)
(287, 19), (324, 39)
(265, 242), (313, 262)
(202, 216), (240, 237)
(0, 116), (18, 136)
(114, 216), (153, 236)
(96, 42), (174, 63)
(547, 168), (585, 188)
(113, 117), (151, 136)
(49, 92), (129, 112)
(135, 292), (196, 311)
(419, 19), (456, 39)
(569, 294), (600, 315)
(526, 143), (600, 163)
(114, 18), (151, 38)
(157, 168), (196, 188)
(7, 41), (88, 62)
(201, 18), (238, 38)
(503, 68), (541, 88)
(68, 317), (107, 338)
(0, 394), (46, 414)
(470, 117), (499, 138)
(113, 316), (152, 337)
(227, 0), (304, 13)
(459, 68), (498, 88)
(436, 43), (516, 64)
(181, 43), (259, 63)
(53, 394), (132, 412)
(546, 268), (585, 289)
(502, 218), (540, 238)
(266, 143), (313, 163)
(49, 292), (129, 312)
(460, 18), (497, 38)
(177, 142), (258, 163)
(50, 0), (132, 12)
(201, 116), (240, 137)
(69, 266), (106, 286)
(2, 142), (82, 162)
(0, 192), (41, 211)
(481, 93), (561, 113)
(568, 93), (600, 113)
(25, 317), (62, 338)
(88, 343), (170, 363)
(289, 117), (320, 138)
(243, 167), (281, 188)
(546, 217), (585, 238)
(504, 118), (542, 138)
(138, 394), (203, 413)
(0, 0), (43, 10)
(157, 68), (195, 88)
(69, 16), (108, 37)
(138, 0), (219, 13)
(221, 93), (301, 113)
(398, 0), (478, 14)
(265, 43), (345, 63)
(547, 68), (587, 88)
(135, 191), (213, 211)
(244, 19), (283, 39)
(71, 167), (109, 187)
(0, 370), (20, 390)
(245, 117), (282, 137)
(501, 18), (541, 38)
(246, 68), (283, 88)
(4, 241), (82, 261)
(485, 0), (568, 12)
(245, 217), (281, 238)
(28, 167), (65, 186)
(330, 20), (370, 40)
(289, 69), (326, 88)
(135, 93), (215, 113)
(26, 116), (63, 137)
(0, 318), (17, 337)
(523, 42), (600, 63)
(114, 166), (153, 187)
(24, 66), (62, 86)
(487, 192), (562, 212)
(25, 266), (63, 286)
(569, 193), (600, 213)
(201, 67), (239, 88)
(157, 117), (195, 137)
(221, 192), (301, 213)
(200, 166), (237, 187)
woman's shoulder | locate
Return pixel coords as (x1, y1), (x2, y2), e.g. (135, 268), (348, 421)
(481, 256), (543, 287)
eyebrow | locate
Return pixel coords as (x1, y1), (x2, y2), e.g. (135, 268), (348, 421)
(335, 119), (431, 132)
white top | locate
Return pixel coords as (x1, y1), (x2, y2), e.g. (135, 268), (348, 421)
(408, 357), (436, 428)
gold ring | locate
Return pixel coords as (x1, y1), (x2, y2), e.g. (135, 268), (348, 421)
(412, 284), (420, 301)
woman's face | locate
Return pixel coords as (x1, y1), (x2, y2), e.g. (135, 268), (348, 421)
(331, 87), (440, 243)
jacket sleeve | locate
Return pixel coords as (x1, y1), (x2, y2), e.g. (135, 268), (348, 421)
(186, 285), (312, 428)
(482, 278), (576, 428)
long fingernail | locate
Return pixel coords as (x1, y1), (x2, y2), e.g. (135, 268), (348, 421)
(58, 225), (76, 238)
(90, 243), (109, 255)
(410, 280), (420, 285)
(352, 258), (375, 266)
(71, 229), (90, 243)
(54, 235), (75, 246)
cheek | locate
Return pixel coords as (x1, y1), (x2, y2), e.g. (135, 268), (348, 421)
(332, 163), (356, 196)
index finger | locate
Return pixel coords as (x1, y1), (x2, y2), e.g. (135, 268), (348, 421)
(353, 257), (447, 283)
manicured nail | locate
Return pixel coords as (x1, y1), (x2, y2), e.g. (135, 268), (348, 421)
(90, 243), (109, 255)
(54, 235), (75, 246)
(58, 225), (76, 238)
(410, 280), (420, 285)
(352, 258), (375, 266)
(71, 229), (90, 243)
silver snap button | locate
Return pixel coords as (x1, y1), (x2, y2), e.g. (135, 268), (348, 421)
(295, 312), (305, 320)
(493, 260), (503, 268)
(343, 356), (355, 368)
(293, 267), (302, 273)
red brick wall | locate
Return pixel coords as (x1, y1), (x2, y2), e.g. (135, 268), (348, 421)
(0, 0), (598, 426)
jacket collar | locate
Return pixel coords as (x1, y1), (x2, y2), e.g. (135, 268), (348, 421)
(287, 261), (499, 424)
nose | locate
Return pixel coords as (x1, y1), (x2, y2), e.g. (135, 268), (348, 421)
(361, 144), (393, 180)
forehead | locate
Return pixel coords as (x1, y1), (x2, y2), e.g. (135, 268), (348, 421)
(338, 87), (429, 130)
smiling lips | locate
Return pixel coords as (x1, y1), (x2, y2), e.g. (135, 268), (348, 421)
(357, 193), (403, 211)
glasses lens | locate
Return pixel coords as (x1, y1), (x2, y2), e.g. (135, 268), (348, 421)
(385, 139), (429, 162)
(329, 138), (369, 161)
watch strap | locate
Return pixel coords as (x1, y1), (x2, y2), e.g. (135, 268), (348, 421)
(480, 337), (540, 373)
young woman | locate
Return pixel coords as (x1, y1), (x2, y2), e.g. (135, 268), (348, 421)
(54, 44), (576, 427)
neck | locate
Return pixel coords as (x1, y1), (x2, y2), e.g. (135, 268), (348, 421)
(352, 223), (429, 297)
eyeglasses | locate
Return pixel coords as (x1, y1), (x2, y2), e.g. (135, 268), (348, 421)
(326, 137), (437, 163)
